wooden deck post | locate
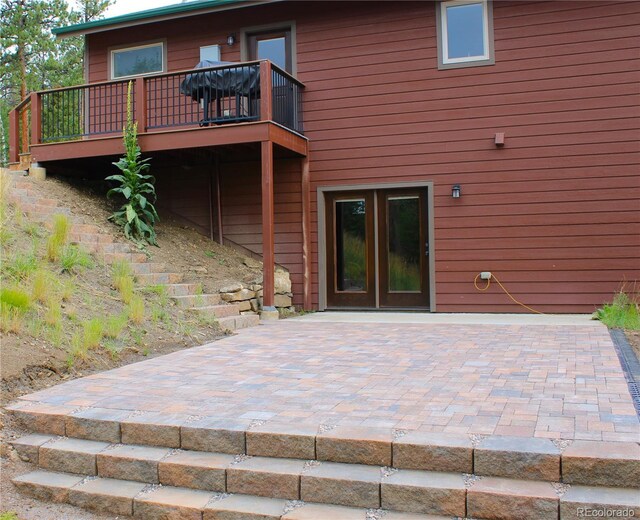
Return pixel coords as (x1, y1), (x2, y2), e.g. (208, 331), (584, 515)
(135, 77), (147, 132)
(8, 108), (18, 164)
(30, 92), (41, 147)
(259, 61), (273, 122)
(301, 155), (312, 310)
(261, 140), (275, 309)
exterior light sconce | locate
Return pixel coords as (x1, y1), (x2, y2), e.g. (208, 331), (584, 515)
(452, 185), (461, 199)
(495, 132), (505, 147)
(227, 34), (236, 46)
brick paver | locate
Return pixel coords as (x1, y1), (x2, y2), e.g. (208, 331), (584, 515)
(13, 321), (639, 441)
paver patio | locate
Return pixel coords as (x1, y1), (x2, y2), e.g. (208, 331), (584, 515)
(12, 316), (639, 442)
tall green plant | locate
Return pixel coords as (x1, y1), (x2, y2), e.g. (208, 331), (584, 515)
(106, 81), (159, 246)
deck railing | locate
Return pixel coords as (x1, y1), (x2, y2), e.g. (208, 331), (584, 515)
(8, 60), (304, 162)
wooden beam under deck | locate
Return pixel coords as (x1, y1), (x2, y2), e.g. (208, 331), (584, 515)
(261, 140), (275, 309)
(29, 121), (307, 163)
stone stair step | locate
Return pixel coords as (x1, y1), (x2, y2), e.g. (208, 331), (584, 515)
(130, 262), (166, 274)
(136, 272), (184, 285)
(39, 437), (111, 476)
(172, 293), (221, 308)
(12, 470), (450, 519)
(102, 252), (147, 264)
(7, 406), (639, 491)
(218, 313), (260, 332)
(189, 304), (240, 319)
(163, 283), (202, 297)
(97, 242), (132, 254)
(560, 485), (640, 519)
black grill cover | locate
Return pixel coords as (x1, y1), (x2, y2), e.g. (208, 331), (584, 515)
(179, 60), (261, 101)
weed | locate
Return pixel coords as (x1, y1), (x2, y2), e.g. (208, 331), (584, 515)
(112, 260), (133, 281)
(595, 290), (640, 330)
(0, 512), (20, 520)
(104, 314), (128, 339)
(4, 251), (38, 279)
(48, 326), (64, 348)
(0, 307), (22, 333)
(128, 295), (145, 324)
(44, 298), (62, 328)
(0, 227), (12, 245)
(60, 279), (75, 301)
(27, 317), (44, 337)
(47, 214), (70, 262)
(0, 287), (31, 311)
(130, 328), (145, 346)
(31, 269), (52, 303)
(82, 318), (104, 350)
(67, 332), (87, 365)
(103, 338), (122, 359)
(151, 305), (169, 324)
(59, 245), (93, 273)
(205, 250), (216, 258)
(176, 319), (196, 337)
(196, 312), (218, 327)
(116, 274), (135, 303)
(142, 346), (150, 356)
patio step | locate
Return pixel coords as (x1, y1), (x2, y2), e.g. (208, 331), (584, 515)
(163, 283), (202, 297)
(7, 407), (640, 490)
(12, 470), (451, 520)
(10, 434), (640, 519)
(218, 313), (260, 331)
(190, 304), (241, 319)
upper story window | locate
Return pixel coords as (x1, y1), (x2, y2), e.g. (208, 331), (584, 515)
(247, 28), (293, 73)
(111, 42), (165, 80)
(437, 0), (494, 69)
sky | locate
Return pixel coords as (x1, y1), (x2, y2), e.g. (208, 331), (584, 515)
(104, 0), (183, 18)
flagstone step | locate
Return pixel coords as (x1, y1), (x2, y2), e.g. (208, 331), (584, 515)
(130, 262), (167, 274)
(102, 252), (148, 264)
(12, 470), (450, 519)
(189, 304), (240, 319)
(172, 293), (222, 308)
(7, 407), (640, 489)
(135, 272), (184, 285)
(163, 283), (202, 297)
(219, 313), (260, 331)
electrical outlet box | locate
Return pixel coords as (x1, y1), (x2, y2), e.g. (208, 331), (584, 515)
(480, 272), (492, 280)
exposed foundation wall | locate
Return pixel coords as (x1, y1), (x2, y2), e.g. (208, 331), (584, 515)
(87, 1), (640, 312)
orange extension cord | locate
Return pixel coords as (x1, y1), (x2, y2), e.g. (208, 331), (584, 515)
(473, 273), (546, 315)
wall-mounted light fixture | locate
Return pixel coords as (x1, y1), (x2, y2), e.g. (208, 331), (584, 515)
(227, 34), (236, 46)
(452, 184), (461, 199)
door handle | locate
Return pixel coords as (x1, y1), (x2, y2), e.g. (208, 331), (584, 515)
(425, 242), (429, 256)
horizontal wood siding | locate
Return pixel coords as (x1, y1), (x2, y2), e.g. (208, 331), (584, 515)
(220, 159), (303, 305)
(86, 1), (640, 312)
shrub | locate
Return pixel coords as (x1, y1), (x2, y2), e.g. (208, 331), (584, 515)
(47, 214), (70, 261)
(595, 290), (640, 330)
(107, 82), (159, 246)
(59, 245), (93, 273)
(128, 295), (145, 325)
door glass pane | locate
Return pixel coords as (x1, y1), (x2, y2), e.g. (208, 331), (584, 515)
(446, 2), (485, 59)
(335, 199), (367, 292)
(257, 37), (286, 70)
(388, 196), (421, 292)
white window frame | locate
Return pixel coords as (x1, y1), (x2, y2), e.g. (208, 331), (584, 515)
(437, 0), (494, 69)
(200, 44), (221, 62)
(110, 41), (165, 80)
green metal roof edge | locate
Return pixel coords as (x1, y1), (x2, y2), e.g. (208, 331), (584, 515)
(53, 0), (253, 36)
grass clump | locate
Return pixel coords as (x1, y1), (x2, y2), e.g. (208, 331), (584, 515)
(82, 318), (104, 350)
(44, 298), (63, 328)
(31, 269), (52, 303)
(47, 214), (70, 262)
(104, 314), (128, 339)
(4, 251), (38, 279)
(112, 261), (135, 303)
(595, 290), (640, 330)
(0, 512), (20, 520)
(0, 287), (31, 311)
(128, 295), (145, 325)
(0, 307), (23, 334)
(59, 245), (93, 273)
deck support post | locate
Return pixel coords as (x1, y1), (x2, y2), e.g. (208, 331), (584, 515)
(301, 155), (312, 310)
(261, 140), (275, 309)
(8, 108), (18, 164)
(259, 61), (273, 122)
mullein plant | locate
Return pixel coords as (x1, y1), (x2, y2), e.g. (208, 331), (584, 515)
(107, 81), (159, 246)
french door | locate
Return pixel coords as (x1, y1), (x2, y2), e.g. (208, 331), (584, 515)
(326, 188), (430, 309)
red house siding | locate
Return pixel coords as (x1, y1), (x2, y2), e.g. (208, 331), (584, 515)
(85, 1), (640, 313)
